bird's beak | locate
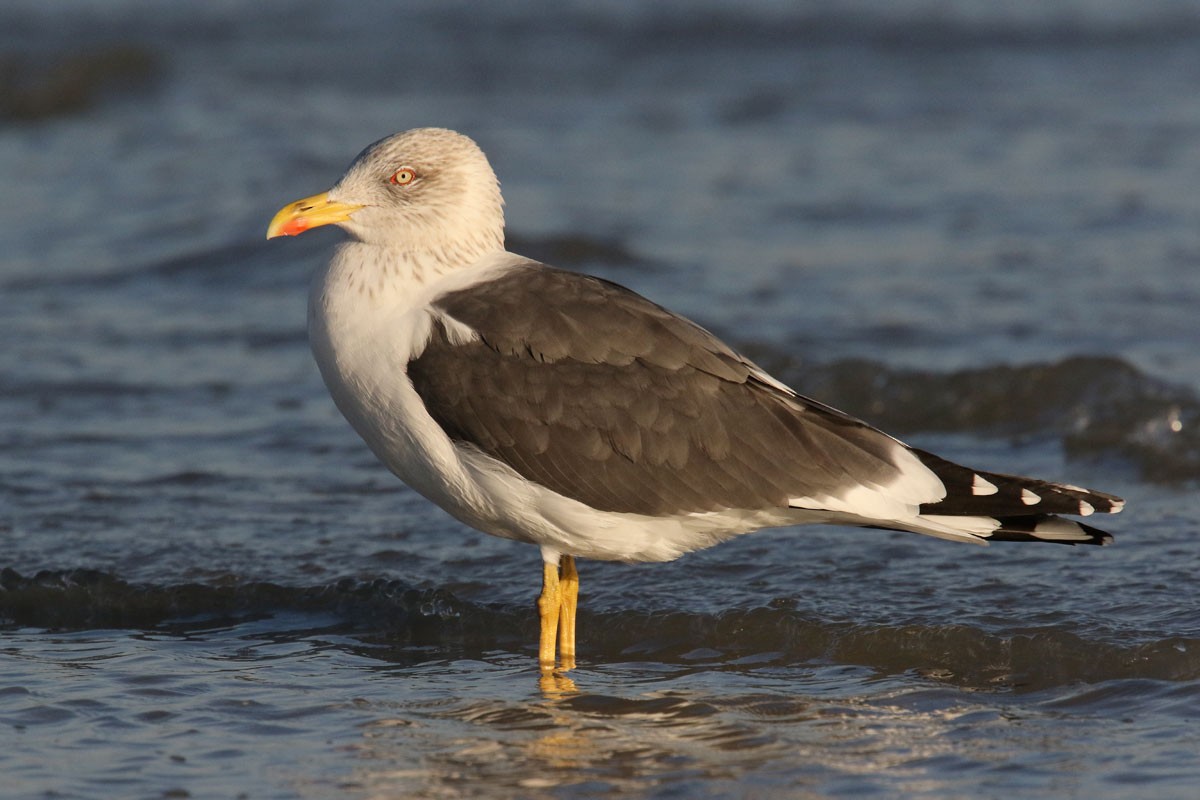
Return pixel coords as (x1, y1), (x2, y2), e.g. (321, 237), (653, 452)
(266, 192), (364, 239)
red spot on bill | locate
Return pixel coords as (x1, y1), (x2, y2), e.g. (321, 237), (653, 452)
(276, 217), (311, 237)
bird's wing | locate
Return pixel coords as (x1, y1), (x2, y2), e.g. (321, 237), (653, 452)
(407, 262), (950, 518)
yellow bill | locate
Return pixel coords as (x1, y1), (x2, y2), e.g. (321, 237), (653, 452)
(266, 192), (363, 239)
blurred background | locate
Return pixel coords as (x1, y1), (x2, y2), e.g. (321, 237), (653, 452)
(2, 1), (1199, 798)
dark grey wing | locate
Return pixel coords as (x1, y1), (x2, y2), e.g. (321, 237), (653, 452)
(406, 263), (922, 516)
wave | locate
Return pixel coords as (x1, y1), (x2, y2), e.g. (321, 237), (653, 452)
(9, 2), (1200, 75)
(2, 353), (1195, 483)
(4, 222), (1195, 483)
(603, 3), (1200, 50)
(4, 569), (1196, 690)
(749, 352), (1200, 482)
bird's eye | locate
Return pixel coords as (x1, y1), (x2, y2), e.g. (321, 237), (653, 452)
(389, 167), (416, 186)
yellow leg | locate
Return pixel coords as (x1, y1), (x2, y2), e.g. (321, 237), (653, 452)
(558, 556), (578, 671)
(537, 560), (562, 672)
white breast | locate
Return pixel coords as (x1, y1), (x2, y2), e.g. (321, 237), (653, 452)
(306, 245), (526, 530)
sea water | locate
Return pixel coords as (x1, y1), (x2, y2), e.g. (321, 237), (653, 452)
(2, 1), (1198, 797)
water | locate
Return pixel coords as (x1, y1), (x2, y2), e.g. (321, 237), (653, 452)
(3, 1), (1200, 797)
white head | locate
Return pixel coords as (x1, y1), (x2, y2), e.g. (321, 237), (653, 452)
(267, 128), (505, 261)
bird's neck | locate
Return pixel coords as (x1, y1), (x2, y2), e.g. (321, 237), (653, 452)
(308, 238), (509, 360)
(325, 237), (504, 301)
(307, 242), (522, 400)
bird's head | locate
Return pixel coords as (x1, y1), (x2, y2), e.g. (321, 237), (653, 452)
(267, 127), (505, 256)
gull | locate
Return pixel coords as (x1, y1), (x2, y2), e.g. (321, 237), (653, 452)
(266, 127), (1124, 673)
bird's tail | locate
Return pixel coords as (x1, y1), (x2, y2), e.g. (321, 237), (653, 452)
(900, 448), (1123, 546)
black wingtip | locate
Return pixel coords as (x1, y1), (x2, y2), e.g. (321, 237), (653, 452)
(987, 515), (1115, 546)
(912, 448), (1125, 519)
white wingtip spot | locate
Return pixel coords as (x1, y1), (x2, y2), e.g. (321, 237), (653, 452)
(971, 474), (999, 496)
(1110, 498), (1125, 514)
(1031, 517), (1093, 541)
(1078, 500), (1095, 516)
(1020, 489), (1041, 505)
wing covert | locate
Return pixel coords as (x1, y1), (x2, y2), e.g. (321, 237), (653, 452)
(406, 264), (931, 516)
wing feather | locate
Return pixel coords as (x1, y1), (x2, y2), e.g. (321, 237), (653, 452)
(406, 263), (928, 516)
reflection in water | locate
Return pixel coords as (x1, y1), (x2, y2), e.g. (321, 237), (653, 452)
(538, 671), (579, 699)
(340, 662), (1084, 799)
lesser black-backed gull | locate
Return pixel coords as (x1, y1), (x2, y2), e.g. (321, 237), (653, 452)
(266, 127), (1124, 674)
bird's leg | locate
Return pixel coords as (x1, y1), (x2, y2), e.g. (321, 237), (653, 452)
(537, 558), (562, 672)
(558, 555), (578, 671)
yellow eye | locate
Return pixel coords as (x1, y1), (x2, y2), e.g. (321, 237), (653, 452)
(389, 167), (416, 186)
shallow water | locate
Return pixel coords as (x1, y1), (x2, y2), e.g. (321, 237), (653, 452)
(2, 1), (1200, 797)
